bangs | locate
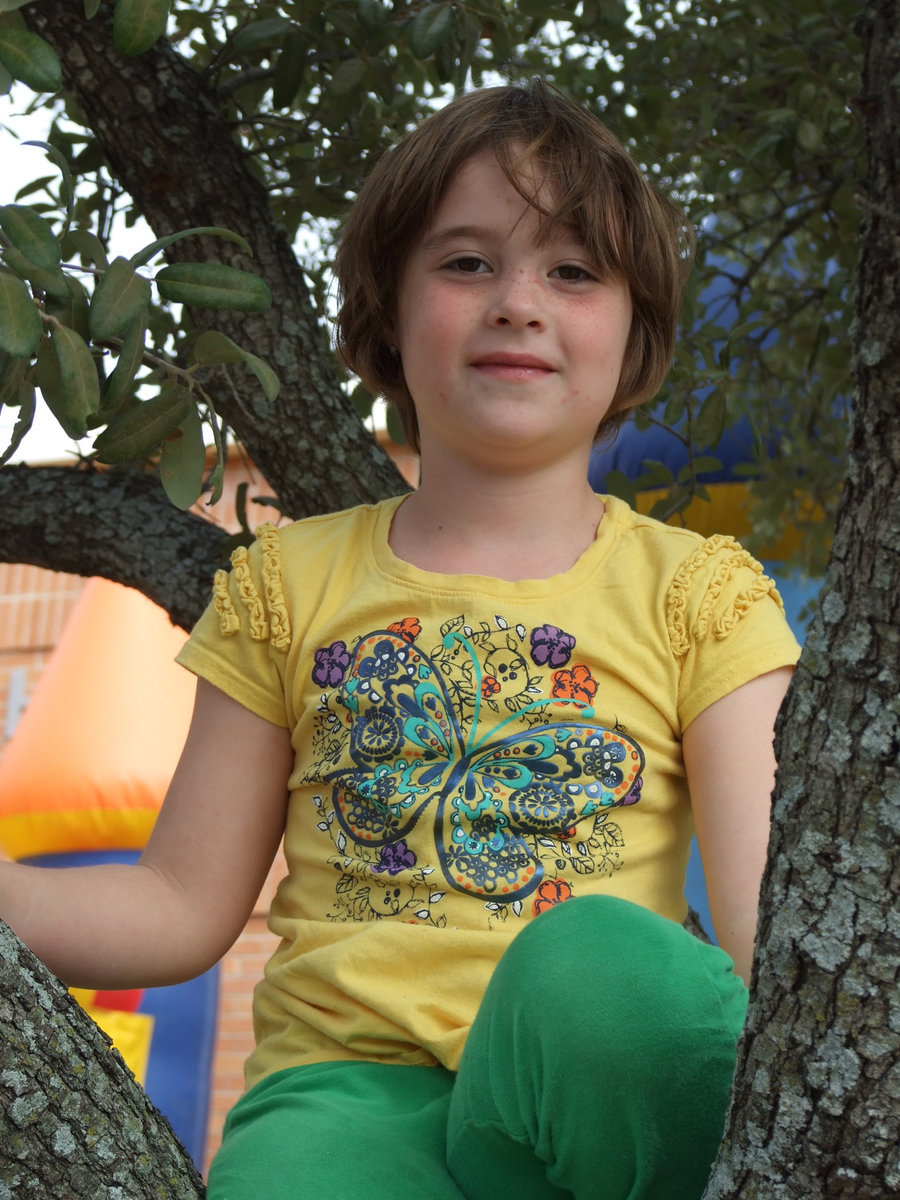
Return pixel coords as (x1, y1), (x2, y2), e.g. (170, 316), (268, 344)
(492, 143), (632, 281)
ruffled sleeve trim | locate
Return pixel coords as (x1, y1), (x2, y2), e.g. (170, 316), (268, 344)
(208, 524), (293, 651)
(212, 568), (240, 637)
(666, 534), (786, 659)
(257, 522), (292, 652)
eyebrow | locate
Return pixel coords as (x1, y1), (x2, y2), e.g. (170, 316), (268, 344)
(419, 225), (495, 252)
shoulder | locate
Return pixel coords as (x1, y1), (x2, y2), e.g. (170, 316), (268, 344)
(602, 493), (713, 570)
(208, 497), (402, 650)
(269, 496), (402, 557)
(600, 495), (798, 660)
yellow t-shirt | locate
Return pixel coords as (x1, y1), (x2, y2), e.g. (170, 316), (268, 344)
(176, 494), (800, 1089)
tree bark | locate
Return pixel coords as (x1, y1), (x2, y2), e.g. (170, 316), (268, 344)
(702, 1), (900, 1195)
(0, 921), (204, 1199)
(0, 464), (229, 629)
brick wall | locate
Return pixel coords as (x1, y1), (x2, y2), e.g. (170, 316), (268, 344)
(0, 564), (86, 751)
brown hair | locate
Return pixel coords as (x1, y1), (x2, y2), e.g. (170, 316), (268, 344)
(334, 79), (694, 451)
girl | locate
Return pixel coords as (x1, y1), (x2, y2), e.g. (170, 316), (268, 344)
(1, 81), (799, 1199)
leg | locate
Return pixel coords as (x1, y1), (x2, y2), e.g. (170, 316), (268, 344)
(446, 896), (747, 1200)
(208, 1060), (466, 1200)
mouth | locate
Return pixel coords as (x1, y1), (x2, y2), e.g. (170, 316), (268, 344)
(472, 353), (555, 379)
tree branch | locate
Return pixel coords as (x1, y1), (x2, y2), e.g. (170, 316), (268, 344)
(0, 464), (229, 630)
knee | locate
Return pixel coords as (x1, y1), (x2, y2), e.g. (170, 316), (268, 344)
(487, 895), (747, 1066)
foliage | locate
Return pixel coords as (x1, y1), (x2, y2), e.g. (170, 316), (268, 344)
(0, 0), (861, 572)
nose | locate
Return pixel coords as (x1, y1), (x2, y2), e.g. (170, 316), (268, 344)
(488, 269), (545, 329)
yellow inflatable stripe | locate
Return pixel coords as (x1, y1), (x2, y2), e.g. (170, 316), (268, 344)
(634, 481), (810, 559)
(69, 990), (155, 1086)
(0, 809), (158, 861)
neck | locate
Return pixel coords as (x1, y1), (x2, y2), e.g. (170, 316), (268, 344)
(390, 454), (606, 580)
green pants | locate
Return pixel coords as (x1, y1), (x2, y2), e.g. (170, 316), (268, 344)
(207, 897), (747, 1199)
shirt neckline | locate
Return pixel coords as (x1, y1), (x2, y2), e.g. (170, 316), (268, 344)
(368, 493), (623, 598)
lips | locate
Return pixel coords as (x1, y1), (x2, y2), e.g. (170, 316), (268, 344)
(474, 352), (553, 369)
(471, 352), (555, 379)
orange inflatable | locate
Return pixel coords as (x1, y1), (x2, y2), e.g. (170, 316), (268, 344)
(0, 576), (196, 859)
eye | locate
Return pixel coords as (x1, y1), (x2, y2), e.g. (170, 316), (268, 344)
(443, 255), (489, 275)
(551, 262), (597, 283)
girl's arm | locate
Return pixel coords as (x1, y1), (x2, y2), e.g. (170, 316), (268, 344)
(0, 678), (293, 989)
(682, 666), (793, 986)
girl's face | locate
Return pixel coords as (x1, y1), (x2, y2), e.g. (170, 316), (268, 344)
(393, 150), (633, 474)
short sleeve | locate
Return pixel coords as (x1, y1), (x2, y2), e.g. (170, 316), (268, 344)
(665, 534), (802, 730)
(176, 524), (292, 728)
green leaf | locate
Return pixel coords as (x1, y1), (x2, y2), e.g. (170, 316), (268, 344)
(191, 329), (279, 401)
(204, 459), (224, 507)
(796, 119), (822, 153)
(89, 256), (152, 340)
(600, 469), (636, 505)
(0, 2), (36, 13)
(331, 58), (366, 96)
(272, 29), (307, 109)
(358, 0), (388, 35)
(159, 402), (206, 509)
(408, 4), (454, 58)
(0, 271), (41, 356)
(0, 351), (27, 408)
(1, 241), (69, 298)
(639, 458), (676, 488)
(61, 227), (110, 270)
(84, 0), (103, 17)
(98, 315), (146, 420)
(14, 173), (56, 202)
(0, 29), (62, 92)
(23, 140), (75, 219)
(44, 274), (91, 343)
(155, 262), (272, 312)
(232, 17), (293, 54)
(691, 391), (727, 451)
(93, 386), (192, 463)
(385, 402), (407, 446)
(350, 382), (374, 420)
(0, 374), (35, 467)
(113, 0), (170, 57)
(0, 204), (60, 272)
(50, 323), (101, 436)
(129, 225), (253, 268)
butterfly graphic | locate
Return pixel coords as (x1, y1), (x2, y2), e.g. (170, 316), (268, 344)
(324, 627), (644, 902)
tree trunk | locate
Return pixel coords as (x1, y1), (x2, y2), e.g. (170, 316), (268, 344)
(0, 921), (204, 1198)
(5, 0), (406, 590)
(702, 1), (900, 1195)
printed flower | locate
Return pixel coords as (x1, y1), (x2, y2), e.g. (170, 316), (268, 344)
(312, 640), (351, 687)
(361, 764), (399, 803)
(358, 638), (405, 681)
(481, 674), (501, 699)
(510, 784), (568, 830)
(551, 663), (598, 705)
(530, 624), (576, 668)
(532, 878), (573, 917)
(352, 707), (402, 758)
(387, 616), (422, 641)
(584, 740), (626, 788)
(372, 840), (417, 876)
